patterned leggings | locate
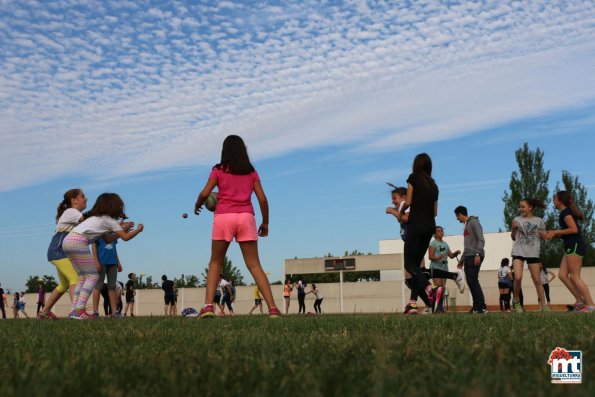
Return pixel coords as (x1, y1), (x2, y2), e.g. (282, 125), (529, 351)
(62, 234), (98, 311)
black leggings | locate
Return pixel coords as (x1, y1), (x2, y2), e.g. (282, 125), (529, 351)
(543, 283), (550, 303)
(313, 298), (323, 314)
(298, 293), (306, 313)
(404, 224), (434, 306)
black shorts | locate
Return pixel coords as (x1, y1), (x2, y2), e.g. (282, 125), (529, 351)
(164, 294), (175, 305)
(214, 294), (221, 304)
(512, 256), (541, 264)
(254, 299), (262, 305)
(564, 242), (586, 257)
(125, 294), (134, 303)
(498, 281), (511, 289)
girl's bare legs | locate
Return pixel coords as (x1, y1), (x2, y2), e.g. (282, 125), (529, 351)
(566, 255), (594, 306)
(239, 241), (278, 310)
(528, 263), (547, 309)
(558, 256), (583, 304)
(204, 240), (231, 305)
(284, 297), (290, 314)
(512, 259), (524, 301)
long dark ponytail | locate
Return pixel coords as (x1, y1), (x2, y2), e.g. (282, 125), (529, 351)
(556, 191), (584, 221)
(56, 189), (82, 222)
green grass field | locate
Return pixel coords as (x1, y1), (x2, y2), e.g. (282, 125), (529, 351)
(1, 313), (593, 397)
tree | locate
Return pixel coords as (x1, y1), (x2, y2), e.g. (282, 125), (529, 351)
(174, 274), (200, 288)
(502, 143), (552, 228)
(25, 275), (58, 293)
(201, 256), (245, 286)
(556, 171), (595, 266)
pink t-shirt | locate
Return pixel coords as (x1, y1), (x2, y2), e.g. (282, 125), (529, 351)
(209, 167), (259, 214)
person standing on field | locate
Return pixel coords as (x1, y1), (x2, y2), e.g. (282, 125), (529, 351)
(455, 206), (487, 314)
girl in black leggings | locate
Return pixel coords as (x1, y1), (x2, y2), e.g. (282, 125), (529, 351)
(399, 153), (441, 311)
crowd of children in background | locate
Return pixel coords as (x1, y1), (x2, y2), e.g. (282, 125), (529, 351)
(5, 140), (593, 320)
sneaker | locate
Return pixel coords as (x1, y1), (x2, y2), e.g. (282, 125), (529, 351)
(71, 310), (94, 320)
(404, 304), (418, 316)
(92, 312), (100, 319)
(269, 307), (281, 318)
(217, 311), (225, 317)
(513, 300), (524, 313)
(455, 270), (465, 293)
(37, 311), (58, 320)
(575, 305), (594, 313)
(199, 304), (215, 319)
(473, 308), (488, 314)
(422, 307), (432, 315)
(432, 287), (444, 313)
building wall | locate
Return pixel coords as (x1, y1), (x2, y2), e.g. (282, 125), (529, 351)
(19, 266), (595, 317)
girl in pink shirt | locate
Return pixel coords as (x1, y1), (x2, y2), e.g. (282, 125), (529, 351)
(194, 135), (280, 318)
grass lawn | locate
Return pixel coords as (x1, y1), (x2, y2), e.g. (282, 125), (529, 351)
(0, 313), (593, 397)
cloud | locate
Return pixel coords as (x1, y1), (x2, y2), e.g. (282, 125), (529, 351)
(1, 1), (595, 191)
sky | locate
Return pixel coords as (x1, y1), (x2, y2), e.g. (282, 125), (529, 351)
(1, 0), (595, 293)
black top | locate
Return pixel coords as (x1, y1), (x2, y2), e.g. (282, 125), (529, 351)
(162, 280), (175, 294)
(126, 280), (134, 294)
(559, 208), (583, 246)
(406, 173), (438, 228)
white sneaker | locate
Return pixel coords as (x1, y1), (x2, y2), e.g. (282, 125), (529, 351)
(455, 270), (465, 294)
(422, 307), (432, 315)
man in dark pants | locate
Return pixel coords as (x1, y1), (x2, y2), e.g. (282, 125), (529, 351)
(455, 206), (487, 313)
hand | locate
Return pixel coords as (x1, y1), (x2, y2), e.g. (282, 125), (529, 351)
(457, 263), (463, 270)
(121, 221), (134, 232)
(386, 207), (397, 215)
(511, 220), (519, 229)
(136, 224), (144, 233)
(117, 264), (122, 272)
(95, 262), (102, 272)
(474, 256), (481, 266)
(194, 201), (202, 215)
(258, 223), (269, 237)
(454, 250), (461, 256)
(544, 230), (556, 240)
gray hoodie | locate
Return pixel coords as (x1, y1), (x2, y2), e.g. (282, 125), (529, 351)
(462, 216), (485, 257)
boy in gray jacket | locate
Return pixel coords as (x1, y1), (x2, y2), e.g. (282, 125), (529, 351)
(455, 206), (487, 313)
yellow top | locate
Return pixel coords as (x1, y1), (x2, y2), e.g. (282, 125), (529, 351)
(254, 286), (261, 299)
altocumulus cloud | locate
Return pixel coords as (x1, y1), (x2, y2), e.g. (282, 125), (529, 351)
(1, 0), (594, 191)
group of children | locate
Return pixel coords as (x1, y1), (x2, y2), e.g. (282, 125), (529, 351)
(33, 137), (594, 320)
(38, 190), (144, 320)
(282, 279), (323, 315)
(387, 152), (594, 314)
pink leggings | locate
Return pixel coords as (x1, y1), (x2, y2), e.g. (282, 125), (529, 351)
(62, 234), (98, 312)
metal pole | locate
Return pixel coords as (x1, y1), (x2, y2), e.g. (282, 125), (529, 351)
(340, 270), (344, 313)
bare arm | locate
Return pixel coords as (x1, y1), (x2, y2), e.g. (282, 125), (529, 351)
(401, 183), (414, 213)
(428, 245), (440, 261)
(115, 224), (144, 241)
(253, 180), (269, 237)
(194, 178), (218, 215)
(546, 215), (579, 240)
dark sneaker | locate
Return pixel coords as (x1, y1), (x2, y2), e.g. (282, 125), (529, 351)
(473, 308), (488, 314)
(92, 312), (100, 319)
(199, 304), (215, 319)
(404, 304), (418, 316)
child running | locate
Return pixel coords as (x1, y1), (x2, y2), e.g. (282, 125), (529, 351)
(63, 193), (143, 319)
(248, 285), (263, 315)
(38, 189), (88, 320)
(398, 153), (442, 313)
(545, 191), (594, 312)
(510, 198), (548, 312)
(194, 135), (280, 318)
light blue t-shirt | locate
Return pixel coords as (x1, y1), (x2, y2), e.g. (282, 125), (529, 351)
(429, 239), (450, 271)
(96, 238), (118, 266)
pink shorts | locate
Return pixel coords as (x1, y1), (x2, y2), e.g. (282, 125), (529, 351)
(212, 213), (258, 242)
